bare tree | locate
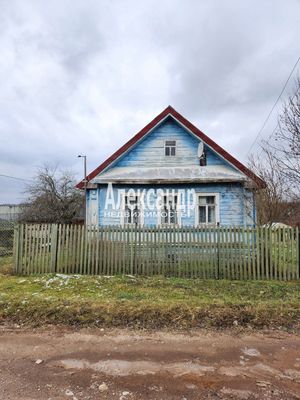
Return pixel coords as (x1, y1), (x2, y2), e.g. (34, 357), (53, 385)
(249, 149), (292, 225)
(20, 165), (83, 223)
(249, 77), (300, 225)
(272, 77), (300, 191)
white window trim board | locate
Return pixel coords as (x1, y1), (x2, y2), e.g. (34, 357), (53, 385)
(195, 192), (220, 226)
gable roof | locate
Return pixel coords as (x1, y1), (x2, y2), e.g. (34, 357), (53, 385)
(76, 106), (265, 189)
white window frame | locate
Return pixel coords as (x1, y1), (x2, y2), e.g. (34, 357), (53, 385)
(157, 193), (181, 226)
(121, 193), (144, 227)
(195, 193), (220, 226)
(164, 140), (176, 157)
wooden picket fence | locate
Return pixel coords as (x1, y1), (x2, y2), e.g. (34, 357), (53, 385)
(13, 223), (300, 280)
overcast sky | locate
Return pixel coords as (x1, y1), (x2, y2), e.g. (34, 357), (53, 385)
(0, 0), (299, 204)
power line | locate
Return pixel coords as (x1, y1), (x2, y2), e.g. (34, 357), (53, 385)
(0, 174), (32, 182)
(256, 122), (279, 159)
(247, 55), (300, 156)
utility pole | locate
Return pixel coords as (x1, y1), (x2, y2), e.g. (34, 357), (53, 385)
(78, 154), (87, 222)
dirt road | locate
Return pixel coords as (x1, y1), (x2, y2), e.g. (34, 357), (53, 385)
(0, 326), (299, 399)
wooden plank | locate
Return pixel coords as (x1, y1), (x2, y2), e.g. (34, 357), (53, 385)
(64, 225), (70, 274)
(29, 225), (34, 274)
(75, 224), (81, 274)
(241, 227), (245, 280)
(287, 228), (291, 281)
(104, 225), (108, 275)
(265, 226), (269, 280)
(109, 225), (113, 275)
(145, 226), (149, 276)
(187, 228), (193, 278)
(69, 224), (74, 274)
(31, 225), (37, 273)
(283, 228), (287, 281)
(23, 224), (28, 275)
(73, 224), (78, 274)
(50, 224), (58, 274)
(100, 226), (105, 275)
(95, 225), (99, 275)
(251, 227), (256, 280)
(61, 224), (66, 274)
(273, 226), (278, 280)
(255, 225), (260, 280)
(261, 226), (265, 279)
(91, 225), (96, 275)
(223, 226), (230, 279)
(13, 225), (19, 274)
(246, 227), (251, 280)
(36, 224), (42, 274)
(18, 224), (24, 274)
(268, 226), (273, 280)
(86, 226), (91, 275)
(217, 227), (221, 279)
(157, 225), (161, 276)
(293, 227), (297, 280)
(40, 225), (45, 274)
(291, 227), (295, 281)
(209, 226), (213, 279)
(78, 225), (83, 274)
(109, 225), (114, 276)
(296, 227), (299, 280)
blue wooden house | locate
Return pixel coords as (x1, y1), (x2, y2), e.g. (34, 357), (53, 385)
(77, 106), (264, 227)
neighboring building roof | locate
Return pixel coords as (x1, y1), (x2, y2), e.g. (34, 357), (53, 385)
(92, 165), (247, 184)
(262, 222), (293, 229)
(76, 106), (266, 189)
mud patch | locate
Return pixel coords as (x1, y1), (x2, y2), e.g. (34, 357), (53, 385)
(55, 358), (215, 377)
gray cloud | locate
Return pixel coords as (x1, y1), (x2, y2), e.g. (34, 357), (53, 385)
(0, 0), (299, 202)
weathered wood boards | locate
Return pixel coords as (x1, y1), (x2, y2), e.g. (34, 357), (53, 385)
(14, 224), (299, 280)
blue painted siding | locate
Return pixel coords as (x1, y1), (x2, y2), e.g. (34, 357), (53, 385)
(106, 117), (235, 171)
(95, 183), (253, 227)
(86, 116), (256, 226)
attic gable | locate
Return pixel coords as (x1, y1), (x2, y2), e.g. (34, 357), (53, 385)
(107, 117), (232, 170)
(76, 106), (265, 188)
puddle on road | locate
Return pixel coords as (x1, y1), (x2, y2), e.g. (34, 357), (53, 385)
(53, 358), (300, 383)
(56, 359), (215, 377)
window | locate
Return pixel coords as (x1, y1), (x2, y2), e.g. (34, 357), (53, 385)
(161, 195), (178, 225)
(197, 194), (219, 225)
(165, 140), (176, 156)
(123, 195), (141, 226)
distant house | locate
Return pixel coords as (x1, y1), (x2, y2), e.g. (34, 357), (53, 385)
(0, 204), (23, 222)
(77, 106), (265, 227)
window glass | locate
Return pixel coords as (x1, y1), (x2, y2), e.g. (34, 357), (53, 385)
(199, 206), (206, 223)
(208, 205), (215, 223)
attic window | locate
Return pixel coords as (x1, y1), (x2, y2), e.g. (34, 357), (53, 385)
(165, 140), (176, 156)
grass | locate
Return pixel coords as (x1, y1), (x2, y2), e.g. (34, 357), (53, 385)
(0, 256), (13, 275)
(0, 259), (299, 330)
